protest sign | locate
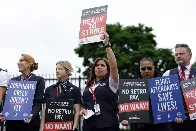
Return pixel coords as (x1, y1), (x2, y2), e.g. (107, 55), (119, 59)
(118, 79), (150, 123)
(2, 80), (36, 120)
(181, 77), (196, 120)
(44, 99), (74, 131)
(148, 74), (186, 124)
(79, 5), (108, 44)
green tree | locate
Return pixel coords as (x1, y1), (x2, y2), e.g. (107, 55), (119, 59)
(74, 23), (176, 77)
(192, 61), (196, 67)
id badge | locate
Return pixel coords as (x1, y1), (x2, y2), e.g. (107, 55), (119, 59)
(94, 103), (101, 115)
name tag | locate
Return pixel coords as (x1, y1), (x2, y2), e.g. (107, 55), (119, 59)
(94, 103), (101, 115)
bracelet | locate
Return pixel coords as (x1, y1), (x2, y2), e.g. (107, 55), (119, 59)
(73, 128), (78, 131)
(104, 42), (111, 48)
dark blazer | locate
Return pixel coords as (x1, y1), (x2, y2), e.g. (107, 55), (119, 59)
(6, 73), (45, 127)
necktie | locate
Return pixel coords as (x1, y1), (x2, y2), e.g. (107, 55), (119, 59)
(181, 67), (186, 80)
(181, 66), (189, 113)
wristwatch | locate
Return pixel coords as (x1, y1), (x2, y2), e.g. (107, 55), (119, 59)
(104, 42), (111, 48)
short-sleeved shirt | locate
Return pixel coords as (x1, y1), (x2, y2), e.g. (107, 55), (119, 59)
(0, 69), (9, 87)
(43, 81), (82, 104)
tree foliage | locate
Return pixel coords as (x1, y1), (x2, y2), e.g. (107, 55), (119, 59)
(75, 23), (177, 77)
(192, 61), (196, 67)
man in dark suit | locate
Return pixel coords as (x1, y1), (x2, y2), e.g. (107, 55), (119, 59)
(163, 44), (196, 131)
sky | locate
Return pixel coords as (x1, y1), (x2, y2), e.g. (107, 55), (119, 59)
(0, 0), (196, 76)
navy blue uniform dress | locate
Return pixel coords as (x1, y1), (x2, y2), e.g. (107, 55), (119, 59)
(5, 73), (45, 131)
(82, 76), (120, 131)
(43, 80), (82, 127)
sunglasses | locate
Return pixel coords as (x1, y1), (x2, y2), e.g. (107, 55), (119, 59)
(141, 67), (153, 71)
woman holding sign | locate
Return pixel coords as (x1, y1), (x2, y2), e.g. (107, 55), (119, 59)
(121, 57), (171, 131)
(40, 61), (81, 131)
(0, 54), (45, 131)
(79, 32), (120, 131)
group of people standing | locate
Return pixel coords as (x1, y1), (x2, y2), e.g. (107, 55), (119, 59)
(0, 32), (194, 131)
(121, 43), (196, 131)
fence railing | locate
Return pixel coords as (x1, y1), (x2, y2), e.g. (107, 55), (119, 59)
(3, 74), (130, 131)
(10, 73), (135, 91)
(10, 74), (88, 92)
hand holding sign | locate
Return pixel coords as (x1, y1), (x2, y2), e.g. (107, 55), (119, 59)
(24, 114), (33, 123)
(175, 118), (183, 123)
(102, 32), (109, 45)
(80, 109), (87, 116)
(121, 120), (129, 126)
(0, 113), (6, 122)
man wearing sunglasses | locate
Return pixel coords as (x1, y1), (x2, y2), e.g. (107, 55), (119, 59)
(163, 44), (196, 131)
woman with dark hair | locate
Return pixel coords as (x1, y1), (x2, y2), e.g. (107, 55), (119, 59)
(121, 57), (171, 131)
(0, 54), (45, 131)
(79, 32), (120, 131)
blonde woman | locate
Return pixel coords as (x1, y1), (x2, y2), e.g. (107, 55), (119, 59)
(40, 61), (81, 131)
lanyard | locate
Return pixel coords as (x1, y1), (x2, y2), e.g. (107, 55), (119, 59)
(56, 84), (63, 97)
(89, 81), (101, 101)
(56, 83), (67, 97)
(56, 85), (59, 97)
(178, 67), (192, 81)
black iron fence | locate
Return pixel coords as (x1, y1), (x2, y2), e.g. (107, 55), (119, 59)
(9, 73), (135, 90)
(0, 74), (130, 131)
(10, 74), (88, 91)
(0, 74), (88, 131)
